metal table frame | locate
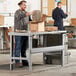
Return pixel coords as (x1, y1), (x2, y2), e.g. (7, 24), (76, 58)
(9, 31), (67, 72)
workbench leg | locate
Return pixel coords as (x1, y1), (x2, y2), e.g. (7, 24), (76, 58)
(65, 34), (69, 64)
(62, 50), (64, 66)
(62, 34), (65, 66)
(43, 35), (47, 64)
(29, 52), (32, 72)
(10, 36), (13, 70)
(28, 35), (32, 72)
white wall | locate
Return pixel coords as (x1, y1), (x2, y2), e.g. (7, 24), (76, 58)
(67, 0), (76, 18)
(2, 0), (76, 18)
(0, 0), (76, 26)
(6, 0), (41, 13)
(0, 0), (76, 16)
(6, 0), (76, 18)
(3, 0), (41, 26)
(70, 0), (76, 18)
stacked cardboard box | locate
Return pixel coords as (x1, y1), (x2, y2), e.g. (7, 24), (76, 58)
(30, 21), (45, 32)
(42, 14), (47, 22)
(71, 18), (76, 26)
(45, 26), (58, 31)
(30, 10), (45, 32)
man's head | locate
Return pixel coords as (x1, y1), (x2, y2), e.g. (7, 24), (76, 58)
(18, 0), (27, 11)
(57, 2), (62, 8)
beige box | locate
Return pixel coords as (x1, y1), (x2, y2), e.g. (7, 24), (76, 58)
(30, 21), (45, 32)
(32, 10), (42, 22)
(0, 15), (4, 25)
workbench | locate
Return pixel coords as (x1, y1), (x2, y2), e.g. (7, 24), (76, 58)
(9, 31), (68, 72)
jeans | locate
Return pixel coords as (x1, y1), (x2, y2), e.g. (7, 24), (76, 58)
(15, 36), (28, 65)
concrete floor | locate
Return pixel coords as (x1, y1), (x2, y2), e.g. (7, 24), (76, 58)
(0, 49), (76, 76)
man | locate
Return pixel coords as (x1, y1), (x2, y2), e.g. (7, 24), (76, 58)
(14, 0), (32, 67)
(52, 2), (68, 30)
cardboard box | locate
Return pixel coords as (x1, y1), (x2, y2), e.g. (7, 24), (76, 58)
(0, 15), (4, 25)
(30, 21), (45, 32)
(45, 26), (58, 31)
(71, 18), (76, 26)
(42, 14), (47, 22)
(48, 20), (54, 24)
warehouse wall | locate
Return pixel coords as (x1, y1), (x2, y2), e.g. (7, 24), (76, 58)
(2, 0), (41, 26)
(0, 0), (76, 26)
(6, 0), (41, 13)
(6, 0), (76, 18)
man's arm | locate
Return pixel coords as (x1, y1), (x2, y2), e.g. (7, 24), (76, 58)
(15, 10), (33, 20)
(60, 10), (68, 18)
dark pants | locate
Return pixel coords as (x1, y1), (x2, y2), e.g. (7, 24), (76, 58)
(54, 20), (64, 30)
(15, 36), (28, 65)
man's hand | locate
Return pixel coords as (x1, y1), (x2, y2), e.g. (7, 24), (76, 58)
(65, 12), (68, 15)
